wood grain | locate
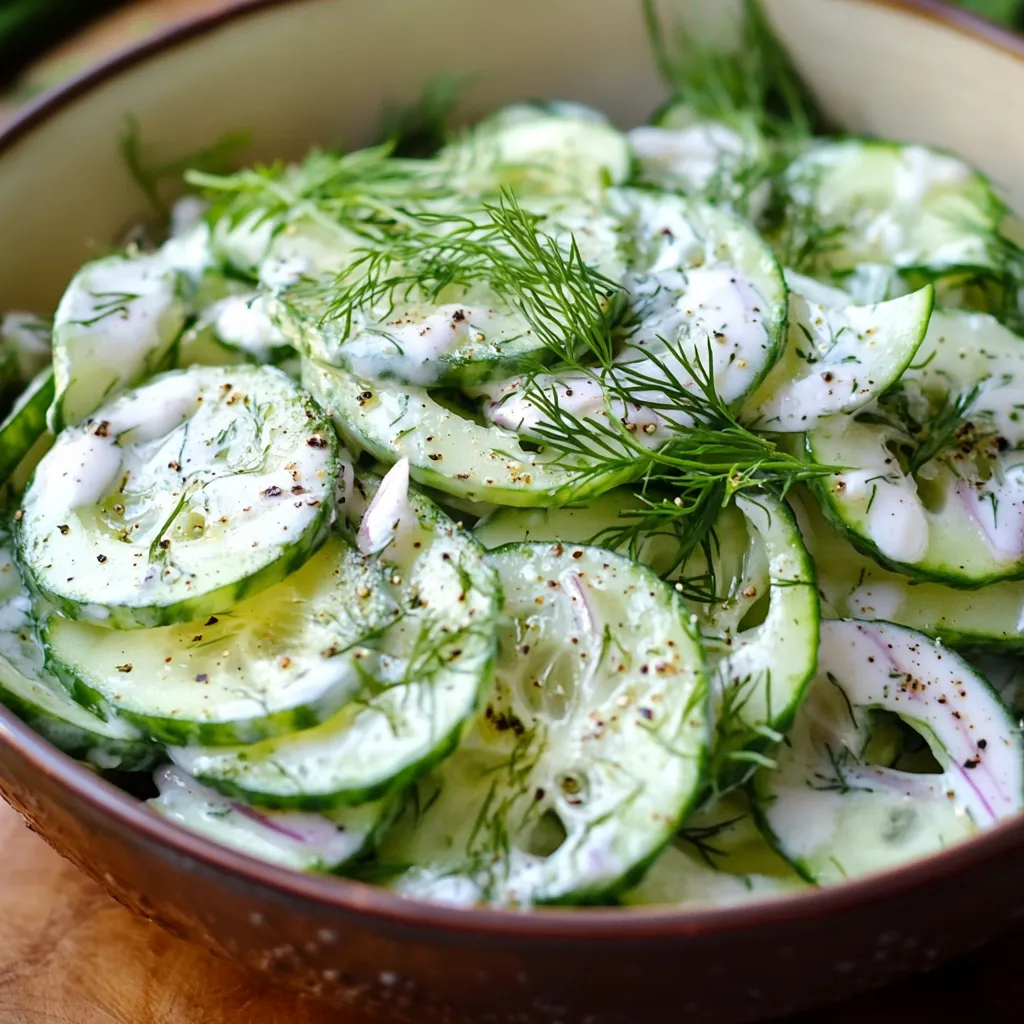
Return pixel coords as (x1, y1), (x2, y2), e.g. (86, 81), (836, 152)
(0, 802), (364, 1024)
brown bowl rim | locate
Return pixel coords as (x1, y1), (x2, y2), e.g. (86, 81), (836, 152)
(2, 0), (1024, 942)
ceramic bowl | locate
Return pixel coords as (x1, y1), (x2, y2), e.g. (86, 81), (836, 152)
(2, 2), (1024, 1021)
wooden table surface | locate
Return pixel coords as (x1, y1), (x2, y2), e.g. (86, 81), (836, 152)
(4, 2), (1024, 1022)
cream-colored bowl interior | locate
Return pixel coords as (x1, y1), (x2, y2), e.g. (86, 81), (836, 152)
(1, 0), (1023, 317)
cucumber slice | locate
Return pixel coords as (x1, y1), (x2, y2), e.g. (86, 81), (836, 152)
(475, 191), (788, 447)
(742, 284), (933, 432)
(790, 487), (1024, 649)
(707, 494), (818, 786)
(474, 489), (818, 786)
(0, 312), (51, 383)
(169, 467), (500, 809)
(372, 542), (710, 907)
(278, 197), (624, 388)
(301, 358), (638, 506)
(18, 364), (338, 629)
(0, 523), (157, 771)
(49, 252), (188, 432)
(149, 765), (390, 872)
(609, 188), (787, 409)
(620, 794), (804, 907)
(755, 619), (1023, 884)
(42, 530), (399, 746)
(629, 106), (770, 215)
(806, 308), (1024, 586)
(442, 108), (632, 197)
(0, 368), (53, 485)
(177, 292), (293, 368)
(779, 139), (1015, 283)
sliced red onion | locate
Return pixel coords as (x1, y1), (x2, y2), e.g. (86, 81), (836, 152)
(357, 457), (415, 560)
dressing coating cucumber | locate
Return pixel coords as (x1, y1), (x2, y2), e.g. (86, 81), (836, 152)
(277, 197), (625, 388)
(302, 357), (638, 506)
(474, 489), (818, 788)
(620, 794), (804, 907)
(18, 364), (338, 629)
(372, 542), (709, 907)
(149, 765), (391, 871)
(806, 309), (1024, 586)
(0, 523), (157, 770)
(609, 188), (787, 409)
(169, 466), (500, 809)
(742, 284), (933, 432)
(43, 530), (399, 746)
(441, 106), (632, 197)
(177, 291), (293, 368)
(790, 487), (1024, 649)
(755, 619), (1022, 884)
(631, 102), (770, 214)
(778, 139), (1015, 284)
(49, 252), (188, 432)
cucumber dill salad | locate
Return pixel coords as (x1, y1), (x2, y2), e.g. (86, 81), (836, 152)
(3, 1), (1024, 911)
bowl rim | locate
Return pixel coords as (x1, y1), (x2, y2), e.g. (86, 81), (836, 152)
(2, 0), (1024, 941)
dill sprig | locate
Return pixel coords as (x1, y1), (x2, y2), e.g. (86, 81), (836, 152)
(185, 142), (447, 235)
(377, 73), (470, 157)
(121, 117), (250, 222)
(643, 0), (821, 141)
(288, 189), (624, 364)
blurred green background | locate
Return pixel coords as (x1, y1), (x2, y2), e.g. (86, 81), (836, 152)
(0, 0), (1021, 94)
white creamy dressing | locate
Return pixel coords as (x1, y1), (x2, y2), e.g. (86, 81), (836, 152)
(743, 286), (932, 432)
(212, 210), (278, 275)
(51, 252), (187, 428)
(893, 146), (974, 207)
(764, 621), (1020, 875)
(151, 765), (371, 870)
(629, 123), (746, 191)
(344, 302), (509, 386)
(836, 467), (929, 564)
(160, 223), (214, 283)
(845, 580), (908, 622)
(210, 293), (287, 361)
(23, 367), (335, 618)
(477, 373), (666, 449)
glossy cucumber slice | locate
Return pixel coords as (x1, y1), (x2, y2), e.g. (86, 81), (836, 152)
(475, 489), (818, 788)
(0, 521), (157, 770)
(49, 252), (188, 431)
(43, 530), (398, 746)
(169, 466), (500, 809)
(779, 139), (1014, 277)
(302, 357), (638, 506)
(18, 364), (338, 629)
(371, 542), (709, 907)
(149, 765), (391, 872)
(805, 309), (1024, 586)
(754, 619), (1023, 884)
(742, 284), (933, 431)
(620, 794), (804, 907)
(790, 487), (1024, 649)
(441, 107), (632, 197)
(277, 196), (625, 389)
(0, 368), (53, 485)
